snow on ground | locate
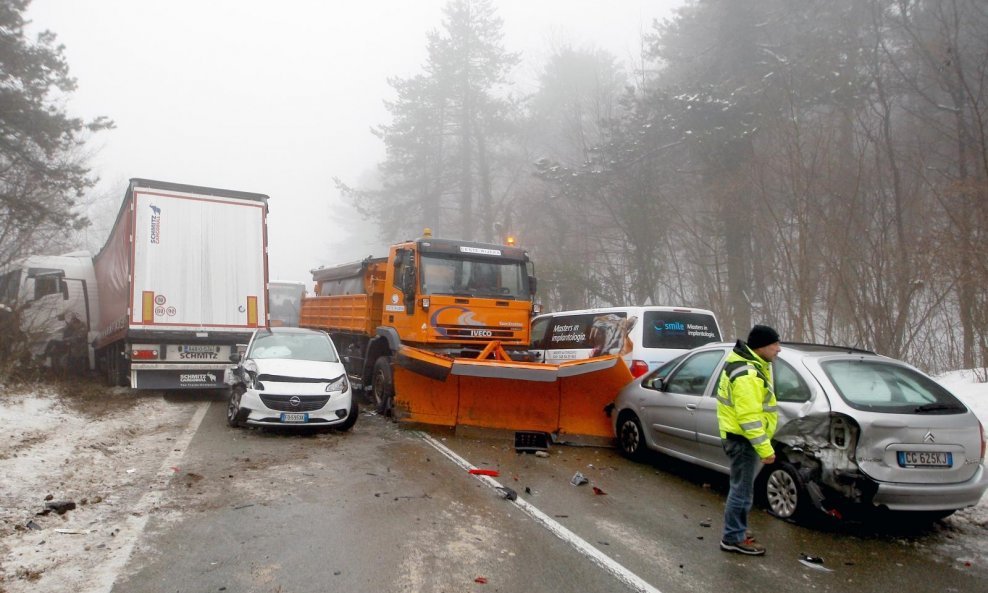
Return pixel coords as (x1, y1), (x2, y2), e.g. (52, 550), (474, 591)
(0, 373), (987, 592)
(0, 381), (199, 593)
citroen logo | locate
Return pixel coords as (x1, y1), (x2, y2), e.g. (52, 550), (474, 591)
(923, 430), (935, 444)
(289, 396), (301, 407)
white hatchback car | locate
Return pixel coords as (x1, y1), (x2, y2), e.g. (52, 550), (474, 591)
(225, 327), (357, 430)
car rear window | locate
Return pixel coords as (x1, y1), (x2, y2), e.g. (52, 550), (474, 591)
(821, 359), (967, 414)
(641, 311), (721, 350)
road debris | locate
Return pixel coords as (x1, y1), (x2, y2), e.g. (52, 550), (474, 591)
(799, 553), (833, 572)
(495, 486), (518, 501)
(469, 468), (500, 477)
(592, 486), (607, 496)
(570, 471), (589, 486)
(474, 576), (488, 584)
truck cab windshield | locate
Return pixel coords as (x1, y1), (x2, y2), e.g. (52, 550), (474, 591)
(420, 254), (527, 299)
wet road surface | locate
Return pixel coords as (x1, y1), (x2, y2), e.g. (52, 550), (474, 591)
(112, 396), (988, 593)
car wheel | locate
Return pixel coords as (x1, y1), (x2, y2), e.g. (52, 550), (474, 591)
(227, 385), (248, 428)
(336, 400), (359, 432)
(763, 460), (807, 520)
(372, 356), (395, 415)
(617, 412), (648, 461)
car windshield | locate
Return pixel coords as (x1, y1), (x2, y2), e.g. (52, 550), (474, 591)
(249, 332), (339, 362)
(821, 359), (967, 414)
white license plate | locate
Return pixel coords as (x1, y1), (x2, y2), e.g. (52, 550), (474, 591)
(280, 413), (309, 423)
(898, 451), (952, 467)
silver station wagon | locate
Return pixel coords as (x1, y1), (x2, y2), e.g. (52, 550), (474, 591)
(612, 342), (988, 521)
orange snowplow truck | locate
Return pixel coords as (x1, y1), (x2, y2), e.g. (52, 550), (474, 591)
(299, 232), (631, 440)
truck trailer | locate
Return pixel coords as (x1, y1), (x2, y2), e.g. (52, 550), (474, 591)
(93, 178), (269, 389)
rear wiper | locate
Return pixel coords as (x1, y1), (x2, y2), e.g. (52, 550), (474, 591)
(914, 402), (965, 413)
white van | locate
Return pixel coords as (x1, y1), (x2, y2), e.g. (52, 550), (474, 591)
(530, 306), (722, 378)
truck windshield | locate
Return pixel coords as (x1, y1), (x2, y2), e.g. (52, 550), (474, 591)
(420, 254), (528, 300)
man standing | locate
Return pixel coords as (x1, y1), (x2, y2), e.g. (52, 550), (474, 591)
(716, 324), (781, 556)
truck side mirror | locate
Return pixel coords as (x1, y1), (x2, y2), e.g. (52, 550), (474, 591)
(528, 275), (537, 295)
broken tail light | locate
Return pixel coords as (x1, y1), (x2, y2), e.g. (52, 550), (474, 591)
(629, 360), (649, 378)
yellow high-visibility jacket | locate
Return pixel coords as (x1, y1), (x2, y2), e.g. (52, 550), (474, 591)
(716, 340), (778, 459)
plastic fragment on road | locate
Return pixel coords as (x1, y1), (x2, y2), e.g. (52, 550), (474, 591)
(570, 471), (589, 486)
(495, 486), (518, 501)
(474, 577), (488, 584)
(469, 468), (500, 477)
(592, 486), (607, 495)
(799, 553), (833, 572)
(534, 451), (550, 458)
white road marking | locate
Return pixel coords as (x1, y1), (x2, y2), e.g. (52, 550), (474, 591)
(419, 432), (663, 593)
(91, 400), (211, 593)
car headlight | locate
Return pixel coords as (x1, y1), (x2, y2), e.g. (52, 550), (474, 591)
(326, 374), (349, 393)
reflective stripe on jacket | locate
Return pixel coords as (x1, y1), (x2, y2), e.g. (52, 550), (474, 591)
(716, 340), (778, 459)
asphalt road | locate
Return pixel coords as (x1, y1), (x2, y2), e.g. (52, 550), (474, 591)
(111, 394), (988, 593)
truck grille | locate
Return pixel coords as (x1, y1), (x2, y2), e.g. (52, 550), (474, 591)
(259, 394), (330, 412)
(438, 326), (518, 341)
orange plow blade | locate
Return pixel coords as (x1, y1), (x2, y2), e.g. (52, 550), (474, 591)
(392, 342), (633, 440)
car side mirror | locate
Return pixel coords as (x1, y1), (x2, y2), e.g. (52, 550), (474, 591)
(229, 353), (241, 363)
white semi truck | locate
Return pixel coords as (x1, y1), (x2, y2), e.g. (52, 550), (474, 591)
(92, 178), (270, 389)
(0, 251), (99, 371)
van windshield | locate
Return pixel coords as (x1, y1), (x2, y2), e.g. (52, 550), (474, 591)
(641, 311), (720, 349)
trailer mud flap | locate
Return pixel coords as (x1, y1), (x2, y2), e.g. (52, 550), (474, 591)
(392, 342), (633, 439)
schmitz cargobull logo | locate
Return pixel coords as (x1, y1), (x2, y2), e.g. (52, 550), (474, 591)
(180, 373), (217, 384)
(149, 204), (161, 244)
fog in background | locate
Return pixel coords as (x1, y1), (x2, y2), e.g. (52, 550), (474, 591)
(25, 0), (682, 286)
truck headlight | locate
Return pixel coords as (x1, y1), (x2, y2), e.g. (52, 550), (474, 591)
(326, 374), (349, 393)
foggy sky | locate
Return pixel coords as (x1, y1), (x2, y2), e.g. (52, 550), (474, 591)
(25, 0), (682, 286)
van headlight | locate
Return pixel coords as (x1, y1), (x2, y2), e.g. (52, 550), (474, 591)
(326, 374), (349, 393)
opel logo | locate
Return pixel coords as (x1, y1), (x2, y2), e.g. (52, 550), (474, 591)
(289, 396), (301, 407)
(923, 430), (935, 443)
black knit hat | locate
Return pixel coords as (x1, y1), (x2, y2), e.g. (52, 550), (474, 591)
(747, 324), (780, 349)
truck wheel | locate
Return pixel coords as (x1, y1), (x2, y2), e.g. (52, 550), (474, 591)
(372, 356), (395, 416)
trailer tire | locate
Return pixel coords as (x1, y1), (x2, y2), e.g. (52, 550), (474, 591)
(372, 356), (395, 416)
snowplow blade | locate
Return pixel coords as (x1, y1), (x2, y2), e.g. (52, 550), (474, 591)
(392, 342), (633, 440)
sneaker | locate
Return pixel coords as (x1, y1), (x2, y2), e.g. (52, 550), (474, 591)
(720, 537), (766, 556)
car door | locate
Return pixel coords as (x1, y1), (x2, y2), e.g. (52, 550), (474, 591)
(693, 353), (814, 470)
(641, 349), (726, 460)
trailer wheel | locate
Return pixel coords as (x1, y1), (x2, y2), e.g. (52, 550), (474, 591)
(372, 356), (395, 416)
(107, 344), (129, 387)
